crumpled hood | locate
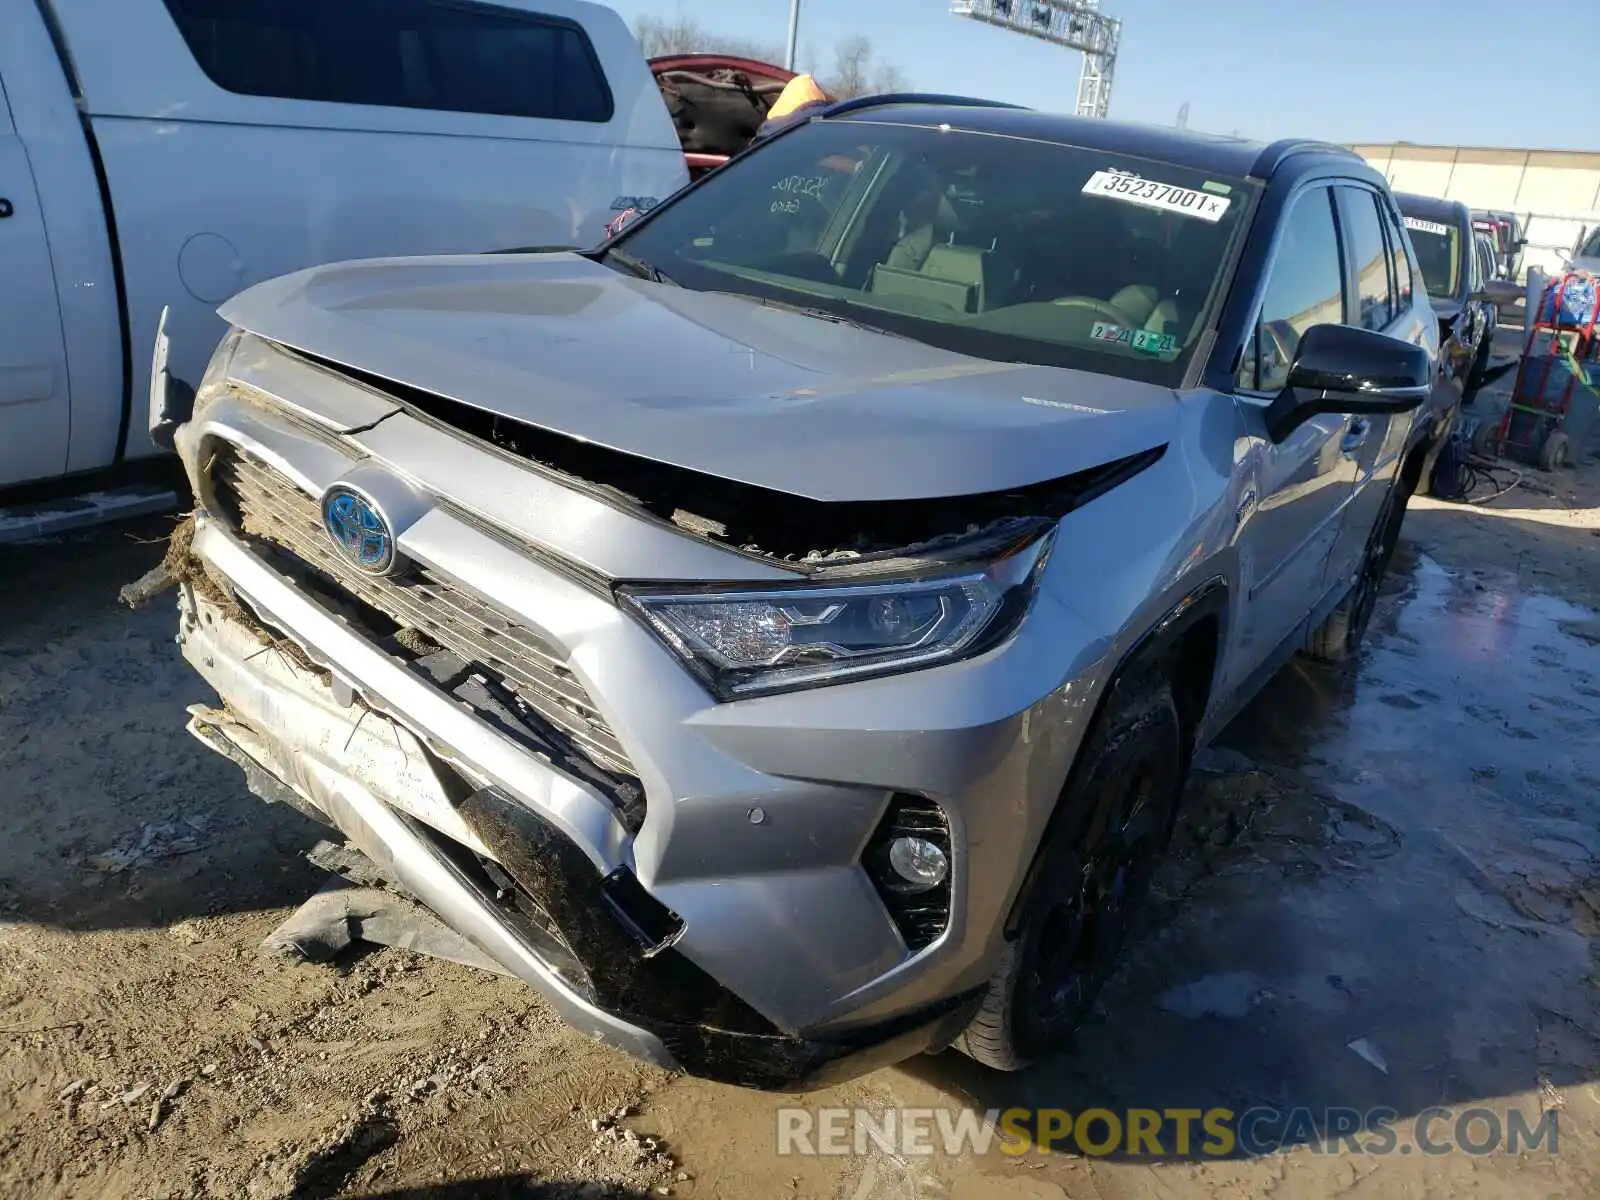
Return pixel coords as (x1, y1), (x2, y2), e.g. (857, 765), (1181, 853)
(219, 252), (1181, 503)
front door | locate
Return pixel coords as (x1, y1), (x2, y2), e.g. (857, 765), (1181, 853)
(0, 74), (70, 487)
(1226, 184), (1355, 687)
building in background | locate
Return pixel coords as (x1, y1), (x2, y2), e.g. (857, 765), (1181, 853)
(1350, 143), (1600, 280)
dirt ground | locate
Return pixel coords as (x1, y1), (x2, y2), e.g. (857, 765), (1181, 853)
(5, 340), (1600, 1199)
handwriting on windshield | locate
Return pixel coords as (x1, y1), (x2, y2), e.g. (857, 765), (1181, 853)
(772, 175), (828, 201)
(770, 198), (802, 215)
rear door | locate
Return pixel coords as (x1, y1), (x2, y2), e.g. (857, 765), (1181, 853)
(0, 72), (70, 486)
(1226, 182), (1354, 683)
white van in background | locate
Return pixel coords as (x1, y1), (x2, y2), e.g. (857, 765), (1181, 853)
(0, 0), (687, 534)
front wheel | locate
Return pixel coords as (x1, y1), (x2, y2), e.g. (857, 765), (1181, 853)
(955, 671), (1185, 1071)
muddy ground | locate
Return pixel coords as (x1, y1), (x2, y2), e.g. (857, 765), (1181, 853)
(5, 336), (1600, 1199)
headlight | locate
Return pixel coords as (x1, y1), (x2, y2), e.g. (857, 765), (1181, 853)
(618, 532), (1053, 699)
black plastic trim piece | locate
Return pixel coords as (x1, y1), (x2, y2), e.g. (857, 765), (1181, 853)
(599, 867), (684, 957)
(1248, 138), (1361, 181)
(820, 92), (1029, 120)
(1002, 575), (1229, 937)
(862, 794), (953, 952)
(450, 785), (985, 1089)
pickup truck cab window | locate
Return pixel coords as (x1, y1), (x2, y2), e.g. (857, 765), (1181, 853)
(161, 0), (614, 122)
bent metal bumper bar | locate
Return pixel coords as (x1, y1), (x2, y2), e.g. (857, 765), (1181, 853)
(176, 567), (679, 1070)
(177, 517), (980, 1089)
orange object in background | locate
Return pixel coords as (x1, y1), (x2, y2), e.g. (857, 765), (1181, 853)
(766, 73), (830, 121)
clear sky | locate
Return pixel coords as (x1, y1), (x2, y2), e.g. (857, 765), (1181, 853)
(609, 0), (1600, 151)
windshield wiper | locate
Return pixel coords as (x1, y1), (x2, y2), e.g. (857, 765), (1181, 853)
(731, 294), (915, 340)
(603, 248), (677, 286)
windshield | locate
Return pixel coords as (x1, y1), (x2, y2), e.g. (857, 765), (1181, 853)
(1402, 214), (1460, 299)
(1581, 227), (1600, 259)
(609, 119), (1256, 384)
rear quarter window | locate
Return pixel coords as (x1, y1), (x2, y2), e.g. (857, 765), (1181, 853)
(161, 0), (614, 123)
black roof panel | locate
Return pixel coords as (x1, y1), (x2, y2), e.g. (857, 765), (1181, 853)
(824, 103), (1357, 179)
(1395, 191), (1471, 223)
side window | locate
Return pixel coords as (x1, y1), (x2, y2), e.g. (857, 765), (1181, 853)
(161, 0), (614, 123)
(1240, 188), (1345, 394)
(1338, 189), (1396, 331)
(1380, 202), (1414, 311)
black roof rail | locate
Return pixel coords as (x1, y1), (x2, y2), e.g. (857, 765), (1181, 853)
(1250, 138), (1361, 180)
(821, 92), (1030, 120)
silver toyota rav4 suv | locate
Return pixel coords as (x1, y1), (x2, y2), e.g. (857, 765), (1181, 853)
(151, 100), (1458, 1089)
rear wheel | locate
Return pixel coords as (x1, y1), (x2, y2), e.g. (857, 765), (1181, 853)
(1305, 477), (1404, 663)
(1471, 418), (1499, 459)
(1538, 430), (1570, 472)
(955, 670), (1184, 1071)
(1463, 333), (1493, 404)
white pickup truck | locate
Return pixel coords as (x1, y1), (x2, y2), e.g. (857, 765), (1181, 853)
(0, 0), (688, 539)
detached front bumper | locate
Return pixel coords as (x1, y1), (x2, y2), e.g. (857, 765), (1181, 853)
(177, 538), (981, 1089)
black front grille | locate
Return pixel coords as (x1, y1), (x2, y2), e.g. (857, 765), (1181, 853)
(207, 443), (643, 827)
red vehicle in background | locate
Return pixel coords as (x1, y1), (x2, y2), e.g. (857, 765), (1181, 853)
(1471, 210), (1527, 280)
(648, 54), (800, 180)
(606, 55), (811, 238)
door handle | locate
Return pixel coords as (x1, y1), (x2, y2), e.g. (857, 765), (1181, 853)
(1341, 418), (1371, 455)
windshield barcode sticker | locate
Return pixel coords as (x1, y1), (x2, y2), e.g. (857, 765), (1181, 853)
(1404, 217), (1450, 237)
(1081, 170), (1231, 222)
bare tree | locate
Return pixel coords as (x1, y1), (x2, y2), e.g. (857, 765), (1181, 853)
(632, 16), (906, 96)
(824, 34), (908, 99)
(632, 14), (783, 65)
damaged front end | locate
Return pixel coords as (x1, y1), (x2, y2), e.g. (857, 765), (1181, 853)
(159, 574), (977, 1087)
(139, 317), (1158, 1089)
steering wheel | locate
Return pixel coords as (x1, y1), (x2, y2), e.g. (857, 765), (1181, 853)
(1051, 296), (1139, 324)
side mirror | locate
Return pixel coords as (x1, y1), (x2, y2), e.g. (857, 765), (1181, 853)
(1471, 279), (1521, 306)
(1263, 324), (1431, 443)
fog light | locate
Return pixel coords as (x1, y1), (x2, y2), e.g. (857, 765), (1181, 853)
(886, 836), (949, 893)
(864, 795), (953, 952)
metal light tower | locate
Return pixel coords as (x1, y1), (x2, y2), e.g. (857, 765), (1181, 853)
(950, 0), (1122, 119)
(785, 0), (801, 71)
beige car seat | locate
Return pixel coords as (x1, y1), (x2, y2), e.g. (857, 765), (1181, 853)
(920, 244), (992, 310)
(1106, 284), (1184, 337)
(1108, 284), (1160, 325)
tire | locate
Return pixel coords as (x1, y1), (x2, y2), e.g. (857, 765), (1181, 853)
(1538, 430), (1570, 472)
(954, 670), (1185, 1071)
(1471, 418), (1499, 459)
(1462, 334), (1493, 405)
(1305, 476), (1405, 664)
